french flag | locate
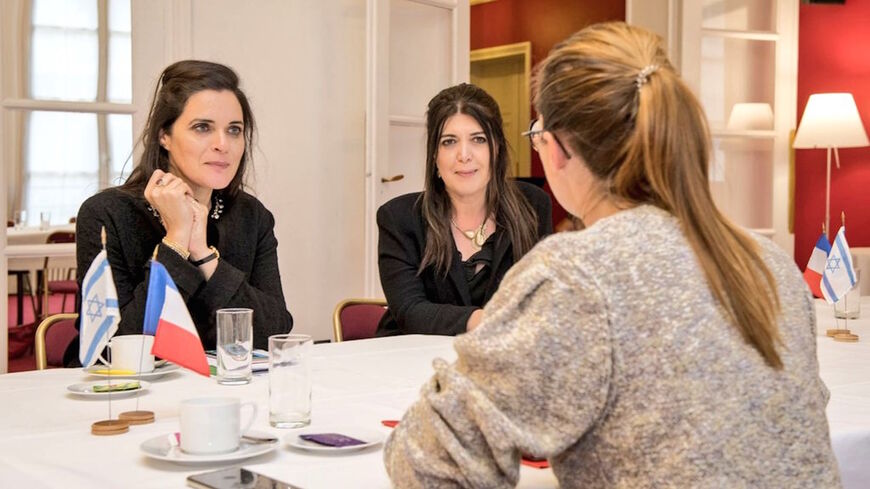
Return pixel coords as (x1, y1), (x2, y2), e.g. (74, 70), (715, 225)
(803, 233), (831, 298)
(143, 260), (209, 376)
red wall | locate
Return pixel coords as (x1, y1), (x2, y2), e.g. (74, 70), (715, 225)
(795, 2), (870, 267)
(471, 0), (625, 226)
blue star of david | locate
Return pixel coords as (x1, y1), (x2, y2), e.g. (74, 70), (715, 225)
(86, 295), (105, 322)
(826, 256), (841, 274)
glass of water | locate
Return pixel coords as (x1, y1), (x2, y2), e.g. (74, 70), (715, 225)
(834, 269), (861, 319)
(268, 334), (312, 428)
(13, 210), (27, 229)
(216, 308), (253, 385)
(39, 211), (51, 230)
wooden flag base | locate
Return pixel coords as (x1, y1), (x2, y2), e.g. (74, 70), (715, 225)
(833, 332), (860, 342)
(119, 410), (155, 425)
(826, 328), (851, 337)
(91, 419), (130, 436)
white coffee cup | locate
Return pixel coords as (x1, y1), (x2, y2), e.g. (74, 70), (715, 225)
(179, 397), (258, 454)
(104, 335), (155, 373)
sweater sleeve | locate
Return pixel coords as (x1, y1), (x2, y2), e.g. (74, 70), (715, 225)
(377, 201), (477, 335)
(188, 206), (293, 349)
(383, 243), (613, 488)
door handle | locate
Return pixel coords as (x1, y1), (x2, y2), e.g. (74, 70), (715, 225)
(381, 174), (404, 183)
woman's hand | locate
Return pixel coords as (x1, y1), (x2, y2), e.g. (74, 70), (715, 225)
(466, 309), (484, 332)
(187, 197), (210, 259)
(144, 169), (195, 249)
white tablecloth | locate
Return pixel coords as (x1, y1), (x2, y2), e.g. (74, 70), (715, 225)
(0, 304), (868, 488)
(6, 224), (76, 246)
(0, 335), (557, 488)
(6, 224), (77, 293)
(815, 296), (870, 489)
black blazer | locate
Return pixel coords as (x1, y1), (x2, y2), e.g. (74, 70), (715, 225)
(376, 182), (552, 336)
(64, 187), (293, 366)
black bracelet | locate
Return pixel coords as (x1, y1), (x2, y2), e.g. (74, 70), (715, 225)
(190, 246), (220, 266)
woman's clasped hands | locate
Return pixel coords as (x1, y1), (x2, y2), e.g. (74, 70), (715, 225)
(144, 169), (209, 257)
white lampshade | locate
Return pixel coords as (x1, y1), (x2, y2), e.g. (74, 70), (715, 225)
(727, 103), (774, 131)
(793, 93), (869, 149)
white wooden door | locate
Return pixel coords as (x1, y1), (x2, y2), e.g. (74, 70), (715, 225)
(365, 0), (469, 296)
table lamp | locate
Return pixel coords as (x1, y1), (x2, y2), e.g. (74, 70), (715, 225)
(727, 103), (774, 131)
(793, 93), (869, 237)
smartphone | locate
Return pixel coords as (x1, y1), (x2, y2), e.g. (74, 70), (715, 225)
(187, 467), (303, 489)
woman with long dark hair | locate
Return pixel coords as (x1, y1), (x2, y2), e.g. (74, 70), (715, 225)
(384, 23), (839, 487)
(67, 60), (292, 365)
(376, 83), (552, 336)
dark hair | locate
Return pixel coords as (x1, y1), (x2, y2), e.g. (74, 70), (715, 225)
(120, 60), (255, 199)
(534, 22), (782, 368)
(419, 83), (540, 275)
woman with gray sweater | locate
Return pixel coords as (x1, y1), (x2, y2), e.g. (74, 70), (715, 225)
(384, 22), (840, 488)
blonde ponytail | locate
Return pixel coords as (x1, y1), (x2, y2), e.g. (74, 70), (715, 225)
(535, 22), (783, 368)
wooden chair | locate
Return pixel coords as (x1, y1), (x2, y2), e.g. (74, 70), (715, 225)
(332, 298), (388, 342)
(40, 231), (77, 316)
(35, 313), (79, 370)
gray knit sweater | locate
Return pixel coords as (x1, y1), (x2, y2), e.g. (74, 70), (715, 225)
(384, 205), (840, 488)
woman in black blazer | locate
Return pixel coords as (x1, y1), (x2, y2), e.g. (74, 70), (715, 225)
(377, 84), (552, 336)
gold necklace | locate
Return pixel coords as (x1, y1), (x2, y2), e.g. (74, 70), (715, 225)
(451, 218), (488, 249)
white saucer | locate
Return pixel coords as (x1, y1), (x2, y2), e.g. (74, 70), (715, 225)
(140, 431), (279, 464)
(284, 426), (385, 452)
(67, 380), (151, 398)
(83, 362), (180, 380)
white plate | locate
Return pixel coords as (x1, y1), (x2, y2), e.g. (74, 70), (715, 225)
(140, 431), (279, 464)
(284, 427), (386, 452)
(83, 362), (180, 380)
(67, 380), (151, 398)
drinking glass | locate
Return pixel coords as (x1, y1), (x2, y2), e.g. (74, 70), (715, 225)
(216, 308), (253, 385)
(834, 269), (861, 319)
(39, 211), (51, 230)
(13, 210), (26, 229)
(268, 334), (312, 428)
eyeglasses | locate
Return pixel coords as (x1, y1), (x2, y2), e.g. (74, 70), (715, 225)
(521, 119), (572, 159)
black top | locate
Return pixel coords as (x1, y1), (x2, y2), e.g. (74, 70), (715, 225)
(462, 238), (495, 306)
(375, 181), (553, 336)
(64, 187), (293, 366)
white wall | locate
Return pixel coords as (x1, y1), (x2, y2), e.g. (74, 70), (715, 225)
(133, 0), (367, 341)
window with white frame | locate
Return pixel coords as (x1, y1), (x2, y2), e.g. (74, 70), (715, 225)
(20, 0), (132, 226)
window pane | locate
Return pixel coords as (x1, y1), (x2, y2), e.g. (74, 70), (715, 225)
(108, 0), (131, 32)
(30, 25), (98, 101)
(33, 0), (97, 29)
(108, 113), (133, 186)
(25, 111), (99, 225)
(108, 32), (132, 102)
(107, 0), (132, 103)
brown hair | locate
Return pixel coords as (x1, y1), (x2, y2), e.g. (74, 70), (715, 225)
(419, 83), (540, 275)
(534, 22), (783, 368)
(121, 60), (255, 200)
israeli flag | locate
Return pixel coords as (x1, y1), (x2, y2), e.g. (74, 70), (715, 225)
(822, 226), (857, 305)
(79, 249), (120, 367)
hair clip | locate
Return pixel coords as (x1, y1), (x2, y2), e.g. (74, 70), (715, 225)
(635, 64), (659, 90)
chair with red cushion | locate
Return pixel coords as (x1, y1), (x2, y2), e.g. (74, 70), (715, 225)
(332, 298), (388, 342)
(41, 231), (78, 316)
(34, 313), (79, 370)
